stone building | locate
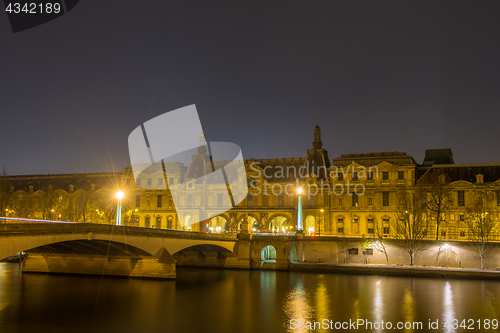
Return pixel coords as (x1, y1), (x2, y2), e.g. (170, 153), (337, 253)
(2, 125), (500, 242)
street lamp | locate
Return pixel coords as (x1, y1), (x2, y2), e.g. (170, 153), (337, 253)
(116, 191), (124, 226)
(319, 209), (324, 236)
(297, 187), (303, 232)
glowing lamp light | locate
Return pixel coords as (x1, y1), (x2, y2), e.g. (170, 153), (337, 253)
(297, 187), (303, 195)
(116, 191), (124, 199)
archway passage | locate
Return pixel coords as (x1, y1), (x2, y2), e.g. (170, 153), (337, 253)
(305, 215), (315, 234)
(269, 216), (292, 233)
(209, 216), (228, 233)
(261, 245), (276, 261)
(238, 215), (257, 232)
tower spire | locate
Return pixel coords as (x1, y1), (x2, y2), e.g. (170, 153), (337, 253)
(313, 124), (322, 149)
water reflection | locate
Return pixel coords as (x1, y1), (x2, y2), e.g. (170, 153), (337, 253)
(314, 275), (330, 324)
(372, 280), (383, 333)
(283, 280), (313, 333)
(442, 282), (456, 333)
(401, 287), (415, 332)
(0, 264), (499, 333)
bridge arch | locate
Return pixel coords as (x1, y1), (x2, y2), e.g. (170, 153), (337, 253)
(0, 225), (238, 262)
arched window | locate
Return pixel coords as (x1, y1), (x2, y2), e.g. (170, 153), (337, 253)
(156, 216), (161, 229)
(167, 216), (173, 229)
(145, 216), (150, 228)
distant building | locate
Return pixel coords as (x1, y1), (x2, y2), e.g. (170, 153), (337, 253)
(3, 126), (500, 241)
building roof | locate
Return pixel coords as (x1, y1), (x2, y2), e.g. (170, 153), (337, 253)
(7, 172), (122, 193)
(416, 164), (500, 184)
(332, 152), (417, 167)
(422, 148), (454, 165)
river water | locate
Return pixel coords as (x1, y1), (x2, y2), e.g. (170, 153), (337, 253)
(0, 263), (499, 333)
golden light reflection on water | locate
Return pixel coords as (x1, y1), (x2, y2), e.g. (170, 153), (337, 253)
(0, 263), (13, 312)
(402, 287), (415, 332)
(314, 275), (330, 325)
(372, 280), (383, 333)
(442, 282), (456, 333)
(283, 281), (313, 333)
(484, 291), (498, 319)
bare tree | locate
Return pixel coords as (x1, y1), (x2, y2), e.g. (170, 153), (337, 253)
(73, 191), (91, 222)
(418, 169), (452, 241)
(391, 187), (429, 266)
(9, 191), (29, 218)
(0, 167), (11, 218)
(371, 217), (390, 265)
(38, 184), (56, 220)
(465, 195), (497, 269)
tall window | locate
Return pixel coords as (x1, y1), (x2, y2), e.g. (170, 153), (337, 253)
(167, 216), (173, 229)
(382, 192), (389, 206)
(169, 178), (174, 185)
(458, 190), (465, 206)
(247, 195), (253, 207)
(367, 172), (373, 180)
(147, 178), (152, 186)
(352, 172), (358, 180)
(217, 194), (223, 207)
(382, 171), (389, 180)
(58, 195), (63, 208)
(367, 218), (374, 234)
(338, 173), (343, 181)
(136, 179), (141, 186)
(158, 178), (163, 186)
(337, 218), (344, 233)
(278, 194), (284, 207)
(157, 195), (162, 208)
(309, 195), (315, 208)
(156, 216), (161, 229)
(136, 195), (141, 208)
(187, 194), (193, 208)
(145, 216), (150, 228)
(398, 171), (404, 180)
(352, 193), (358, 207)
(383, 218), (390, 234)
(262, 195), (268, 207)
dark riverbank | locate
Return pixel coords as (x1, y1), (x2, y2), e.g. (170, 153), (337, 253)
(290, 261), (500, 280)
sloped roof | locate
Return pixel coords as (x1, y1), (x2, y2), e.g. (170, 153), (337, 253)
(416, 164), (500, 184)
(332, 152), (417, 167)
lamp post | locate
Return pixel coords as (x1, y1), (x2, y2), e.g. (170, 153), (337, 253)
(319, 209), (324, 236)
(116, 191), (124, 226)
(297, 187), (303, 232)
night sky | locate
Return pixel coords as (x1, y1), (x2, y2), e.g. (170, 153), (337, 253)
(1, 1), (499, 175)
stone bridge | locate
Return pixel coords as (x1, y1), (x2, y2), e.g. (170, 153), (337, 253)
(0, 223), (244, 279)
(1, 223), (354, 279)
